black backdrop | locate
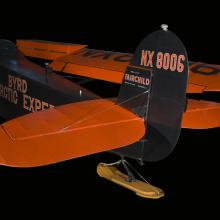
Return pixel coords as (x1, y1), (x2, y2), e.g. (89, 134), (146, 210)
(0, 3), (219, 217)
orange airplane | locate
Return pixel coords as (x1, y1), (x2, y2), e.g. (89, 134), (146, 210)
(0, 25), (219, 199)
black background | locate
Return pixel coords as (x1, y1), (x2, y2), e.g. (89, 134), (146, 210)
(0, 2), (219, 217)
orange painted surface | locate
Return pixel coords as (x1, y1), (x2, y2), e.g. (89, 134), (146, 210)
(50, 48), (132, 83)
(16, 40), (87, 60)
(0, 99), (145, 167)
(63, 63), (124, 84)
(188, 63), (220, 92)
(51, 50), (220, 92)
(182, 99), (220, 129)
(16, 40), (220, 92)
(186, 83), (206, 93)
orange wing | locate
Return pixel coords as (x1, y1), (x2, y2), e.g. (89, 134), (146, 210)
(188, 62), (220, 93)
(17, 39), (87, 60)
(50, 50), (220, 92)
(0, 99), (145, 167)
(182, 99), (220, 129)
(17, 40), (220, 92)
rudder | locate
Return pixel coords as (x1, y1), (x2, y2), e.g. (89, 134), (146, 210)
(113, 27), (189, 162)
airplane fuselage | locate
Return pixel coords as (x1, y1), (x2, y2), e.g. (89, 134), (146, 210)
(0, 40), (98, 120)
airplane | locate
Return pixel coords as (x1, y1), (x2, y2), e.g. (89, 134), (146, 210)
(0, 25), (219, 199)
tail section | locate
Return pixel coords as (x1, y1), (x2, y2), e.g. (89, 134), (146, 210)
(114, 27), (189, 162)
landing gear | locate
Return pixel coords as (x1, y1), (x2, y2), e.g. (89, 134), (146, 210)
(97, 159), (164, 199)
(121, 159), (136, 182)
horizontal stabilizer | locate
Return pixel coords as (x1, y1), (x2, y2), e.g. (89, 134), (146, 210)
(182, 99), (220, 129)
(0, 99), (145, 167)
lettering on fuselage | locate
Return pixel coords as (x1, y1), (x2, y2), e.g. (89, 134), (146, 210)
(123, 66), (151, 90)
(125, 73), (150, 86)
(75, 49), (133, 62)
(72, 49), (220, 76)
(0, 85), (18, 104)
(0, 74), (54, 113)
(140, 50), (186, 72)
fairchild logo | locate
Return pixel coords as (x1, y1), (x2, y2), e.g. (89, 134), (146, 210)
(125, 73), (150, 86)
